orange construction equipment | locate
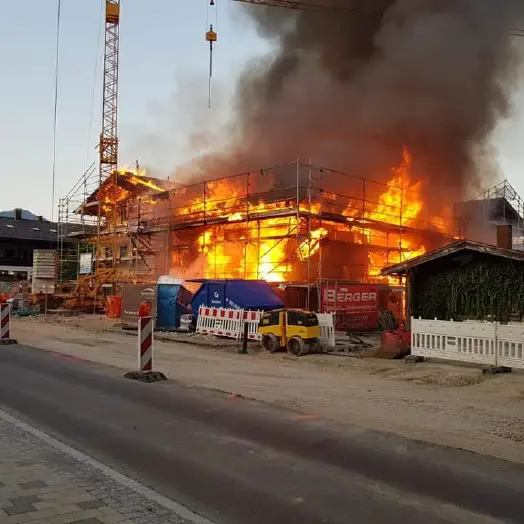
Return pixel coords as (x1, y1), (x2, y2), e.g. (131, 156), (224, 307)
(374, 328), (411, 359)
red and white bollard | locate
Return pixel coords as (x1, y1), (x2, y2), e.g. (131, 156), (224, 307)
(124, 312), (166, 382)
(0, 303), (17, 345)
(138, 316), (153, 372)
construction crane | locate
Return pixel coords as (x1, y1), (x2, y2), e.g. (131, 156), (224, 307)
(76, 0), (120, 303)
(95, 0), (120, 280)
(95, 0), (379, 203)
(100, 1), (120, 187)
(231, 0), (384, 14)
(88, 0), (382, 298)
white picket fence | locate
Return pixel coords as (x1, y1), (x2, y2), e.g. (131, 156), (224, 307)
(196, 306), (336, 348)
(411, 317), (524, 369)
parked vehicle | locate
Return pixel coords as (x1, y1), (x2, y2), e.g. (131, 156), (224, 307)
(258, 308), (320, 356)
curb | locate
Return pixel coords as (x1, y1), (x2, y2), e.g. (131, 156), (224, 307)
(0, 339), (17, 345)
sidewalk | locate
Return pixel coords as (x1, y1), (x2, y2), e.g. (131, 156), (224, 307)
(0, 410), (209, 524)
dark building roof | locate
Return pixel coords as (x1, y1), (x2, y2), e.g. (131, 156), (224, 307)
(0, 216), (59, 243)
(382, 240), (524, 276)
(0, 209), (42, 220)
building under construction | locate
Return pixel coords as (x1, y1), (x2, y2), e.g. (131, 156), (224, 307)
(57, 152), (463, 305)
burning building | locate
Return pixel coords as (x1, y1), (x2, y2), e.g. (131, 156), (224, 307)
(57, 1), (524, 311)
(58, 150), (454, 295)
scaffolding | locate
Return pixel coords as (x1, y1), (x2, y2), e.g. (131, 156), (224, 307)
(137, 161), (454, 284)
(57, 160), (458, 297)
(57, 163), (99, 284)
(57, 166), (166, 291)
(454, 179), (524, 250)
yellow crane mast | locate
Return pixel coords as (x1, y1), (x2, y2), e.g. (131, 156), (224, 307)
(100, 1), (120, 188)
(94, 1), (120, 282)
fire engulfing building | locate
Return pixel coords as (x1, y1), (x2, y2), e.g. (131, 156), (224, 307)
(59, 152), (459, 300)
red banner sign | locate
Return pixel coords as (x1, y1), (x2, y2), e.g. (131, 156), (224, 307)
(321, 283), (380, 332)
(321, 284), (379, 313)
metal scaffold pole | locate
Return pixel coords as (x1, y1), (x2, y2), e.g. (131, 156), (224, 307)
(306, 160), (312, 310)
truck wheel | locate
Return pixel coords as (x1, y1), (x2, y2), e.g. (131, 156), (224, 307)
(287, 336), (305, 356)
(262, 334), (280, 353)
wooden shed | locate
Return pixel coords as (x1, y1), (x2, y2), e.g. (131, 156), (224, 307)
(382, 233), (524, 326)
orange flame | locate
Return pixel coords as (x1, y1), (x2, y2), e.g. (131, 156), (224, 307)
(357, 148), (426, 283)
(297, 227), (328, 261)
(170, 148), (443, 284)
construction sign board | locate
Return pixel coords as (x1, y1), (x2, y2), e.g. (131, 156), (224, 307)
(122, 284), (157, 329)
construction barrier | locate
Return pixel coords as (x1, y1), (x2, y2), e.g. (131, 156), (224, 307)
(317, 313), (336, 348)
(196, 306), (263, 341)
(0, 304), (10, 340)
(196, 306), (336, 347)
(124, 314), (166, 382)
(196, 306), (244, 339)
(138, 316), (153, 372)
(244, 310), (263, 341)
(411, 317), (524, 370)
(0, 304), (16, 345)
(496, 323), (524, 369)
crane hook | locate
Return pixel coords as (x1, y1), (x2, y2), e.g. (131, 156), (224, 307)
(205, 24), (218, 108)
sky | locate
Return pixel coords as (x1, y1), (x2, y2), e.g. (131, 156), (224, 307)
(1, 0), (524, 220)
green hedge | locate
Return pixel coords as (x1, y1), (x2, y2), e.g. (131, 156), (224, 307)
(413, 258), (524, 322)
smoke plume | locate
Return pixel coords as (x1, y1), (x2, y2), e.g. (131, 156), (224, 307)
(175, 0), (524, 198)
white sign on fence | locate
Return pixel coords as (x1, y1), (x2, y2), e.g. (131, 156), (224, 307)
(411, 317), (524, 369)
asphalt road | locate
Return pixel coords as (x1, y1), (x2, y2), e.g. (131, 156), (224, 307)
(0, 344), (523, 524)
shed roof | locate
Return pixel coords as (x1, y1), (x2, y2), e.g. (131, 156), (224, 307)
(0, 217), (60, 243)
(381, 240), (524, 276)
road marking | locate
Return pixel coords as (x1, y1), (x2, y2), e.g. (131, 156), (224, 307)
(0, 408), (214, 524)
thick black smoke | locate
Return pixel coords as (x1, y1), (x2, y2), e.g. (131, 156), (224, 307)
(177, 0), (523, 198)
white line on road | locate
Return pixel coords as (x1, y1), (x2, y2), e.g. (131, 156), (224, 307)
(0, 407), (214, 524)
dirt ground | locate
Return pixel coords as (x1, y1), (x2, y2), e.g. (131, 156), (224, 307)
(9, 314), (524, 464)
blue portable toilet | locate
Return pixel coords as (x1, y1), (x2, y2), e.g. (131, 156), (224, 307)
(156, 283), (193, 331)
(189, 279), (284, 316)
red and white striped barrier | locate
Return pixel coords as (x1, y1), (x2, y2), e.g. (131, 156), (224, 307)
(138, 316), (153, 372)
(1, 304), (10, 340)
(243, 310), (263, 341)
(125, 315), (166, 382)
(196, 306), (244, 339)
(196, 306), (263, 341)
(0, 304), (16, 345)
